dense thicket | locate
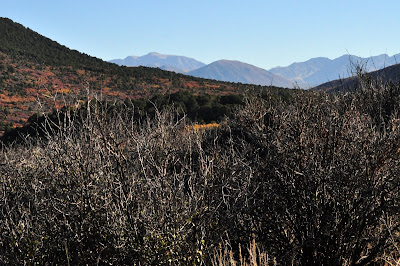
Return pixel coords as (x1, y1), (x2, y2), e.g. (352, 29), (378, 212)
(1, 76), (400, 264)
(0, 89), (293, 145)
(0, 91), (246, 144)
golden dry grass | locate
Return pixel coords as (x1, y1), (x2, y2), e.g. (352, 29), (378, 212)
(212, 239), (275, 266)
(186, 123), (220, 131)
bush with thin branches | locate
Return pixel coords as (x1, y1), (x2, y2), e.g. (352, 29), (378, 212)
(0, 74), (400, 264)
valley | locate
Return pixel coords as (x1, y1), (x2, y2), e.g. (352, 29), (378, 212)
(1, 16), (400, 265)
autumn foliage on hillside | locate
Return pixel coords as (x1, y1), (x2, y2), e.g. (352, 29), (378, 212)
(0, 49), (270, 133)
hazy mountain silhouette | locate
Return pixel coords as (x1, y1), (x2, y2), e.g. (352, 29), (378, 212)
(189, 60), (294, 88)
(314, 63), (400, 92)
(269, 54), (400, 88)
(109, 52), (206, 73)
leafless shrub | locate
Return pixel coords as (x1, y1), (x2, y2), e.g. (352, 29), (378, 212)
(0, 73), (400, 264)
(224, 83), (400, 264)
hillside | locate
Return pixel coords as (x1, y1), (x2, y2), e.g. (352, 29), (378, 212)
(188, 60), (294, 88)
(313, 63), (400, 92)
(0, 18), (291, 134)
(269, 54), (400, 88)
(109, 52), (206, 73)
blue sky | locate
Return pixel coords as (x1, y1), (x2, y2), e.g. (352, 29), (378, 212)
(2, 0), (399, 69)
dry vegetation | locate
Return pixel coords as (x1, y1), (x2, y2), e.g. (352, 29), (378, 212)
(1, 74), (400, 265)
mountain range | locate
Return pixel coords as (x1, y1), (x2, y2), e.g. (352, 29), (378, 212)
(111, 53), (400, 89)
(270, 54), (400, 88)
(110, 54), (294, 88)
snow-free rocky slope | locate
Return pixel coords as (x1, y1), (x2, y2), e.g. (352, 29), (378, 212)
(189, 60), (294, 88)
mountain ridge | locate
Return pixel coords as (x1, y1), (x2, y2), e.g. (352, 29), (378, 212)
(188, 59), (294, 88)
(313, 63), (400, 92)
(111, 51), (400, 89)
(269, 54), (400, 88)
(109, 52), (206, 73)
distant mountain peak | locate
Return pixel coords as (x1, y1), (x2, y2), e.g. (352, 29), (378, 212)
(146, 52), (168, 59)
(215, 59), (250, 64)
(147, 51), (166, 56)
(188, 60), (294, 88)
(109, 52), (206, 72)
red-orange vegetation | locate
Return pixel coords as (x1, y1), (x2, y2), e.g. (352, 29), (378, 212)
(76, 69), (85, 75)
(184, 81), (201, 89)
